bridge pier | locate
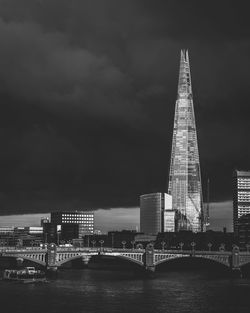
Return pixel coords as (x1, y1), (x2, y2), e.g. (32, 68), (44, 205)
(46, 243), (58, 271)
(231, 267), (242, 278)
(82, 255), (91, 266)
(46, 265), (58, 272)
(231, 246), (242, 278)
(143, 244), (155, 274)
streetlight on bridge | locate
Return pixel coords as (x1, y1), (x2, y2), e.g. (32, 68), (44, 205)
(91, 240), (96, 248)
(208, 242), (212, 252)
(121, 241), (126, 250)
(131, 240), (135, 250)
(161, 241), (166, 251)
(99, 240), (104, 251)
(219, 243), (225, 252)
(191, 242), (196, 254)
(136, 243), (143, 250)
(246, 243), (250, 253)
(179, 242), (184, 251)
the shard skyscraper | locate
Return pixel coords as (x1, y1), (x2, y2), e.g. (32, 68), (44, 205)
(168, 50), (204, 232)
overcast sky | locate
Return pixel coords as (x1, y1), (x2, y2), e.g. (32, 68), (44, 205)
(0, 1), (249, 230)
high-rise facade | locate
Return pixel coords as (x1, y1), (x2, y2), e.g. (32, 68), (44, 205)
(140, 193), (174, 234)
(168, 50), (204, 232)
(233, 170), (250, 235)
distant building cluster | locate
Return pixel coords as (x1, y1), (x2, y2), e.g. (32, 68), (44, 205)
(0, 226), (43, 247)
(0, 210), (95, 247)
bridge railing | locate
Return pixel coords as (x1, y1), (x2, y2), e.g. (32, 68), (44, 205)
(1, 246), (249, 255)
(56, 247), (145, 253)
(0, 247), (47, 253)
(154, 249), (232, 255)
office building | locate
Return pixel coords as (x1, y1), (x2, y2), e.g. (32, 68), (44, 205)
(238, 214), (250, 249)
(140, 193), (174, 234)
(168, 49), (204, 232)
(46, 211), (94, 243)
(233, 170), (250, 234)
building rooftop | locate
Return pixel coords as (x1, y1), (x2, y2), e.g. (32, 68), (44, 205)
(234, 170), (250, 177)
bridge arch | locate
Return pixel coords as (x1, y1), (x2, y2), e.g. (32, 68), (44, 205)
(239, 259), (250, 268)
(57, 253), (86, 266)
(0, 254), (46, 267)
(87, 252), (145, 268)
(155, 254), (230, 269)
(113, 254), (143, 266)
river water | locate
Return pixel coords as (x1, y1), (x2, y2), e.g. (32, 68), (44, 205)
(0, 269), (249, 313)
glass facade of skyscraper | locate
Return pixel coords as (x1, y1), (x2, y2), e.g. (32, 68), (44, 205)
(140, 193), (174, 234)
(168, 50), (204, 232)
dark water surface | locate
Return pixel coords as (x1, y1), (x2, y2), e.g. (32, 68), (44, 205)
(0, 269), (249, 313)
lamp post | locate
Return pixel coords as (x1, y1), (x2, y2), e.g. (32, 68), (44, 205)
(161, 241), (166, 251)
(111, 233), (114, 249)
(246, 243), (250, 253)
(179, 242), (184, 252)
(57, 232), (60, 246)
(121, 241), (126, 250)
(136, 243), (143, 250)
(91, 240), (96, 248)
(131, 240), (135, 250)
(99, 240), (104, 251)
(208, 242), (212, 252)
(219, 243), (225, 252)
(191, 241), (196, 254)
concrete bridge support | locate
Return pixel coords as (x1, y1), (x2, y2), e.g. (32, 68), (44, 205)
(231, 246), (242, 277)
(46, 243), (58, 271)
(81, 255), (91, 265)
(143, 244), (155, 273)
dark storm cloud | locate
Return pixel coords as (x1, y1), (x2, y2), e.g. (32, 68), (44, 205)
(0, 0), (250, 216)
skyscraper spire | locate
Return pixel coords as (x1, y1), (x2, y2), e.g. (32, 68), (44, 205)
(178, 49), (192, 96)
(168, 49), (204, 232)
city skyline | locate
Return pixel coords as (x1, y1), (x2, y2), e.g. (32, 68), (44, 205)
(0, 3), (250, 313)
(0, 201), (232, 233)
(1, 2), (250, 232)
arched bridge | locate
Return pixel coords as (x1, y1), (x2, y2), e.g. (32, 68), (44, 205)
(1, 245), (250, 274)
(0, 248), (47, 266)
(154, 251), (231, 267)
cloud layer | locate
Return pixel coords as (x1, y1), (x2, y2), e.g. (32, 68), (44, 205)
(0, 1), (250, 220)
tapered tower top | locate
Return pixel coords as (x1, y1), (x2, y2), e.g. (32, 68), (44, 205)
(177, 49), (192, 97)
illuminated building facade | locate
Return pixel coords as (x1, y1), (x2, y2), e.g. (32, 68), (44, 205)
(47, 211), (95, 243)
(233, 170), (250, 235)
(51, 211), (94, 235)
(168, 50), (204, 232)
